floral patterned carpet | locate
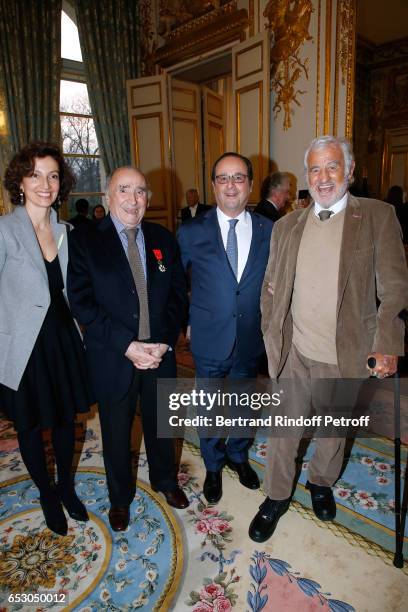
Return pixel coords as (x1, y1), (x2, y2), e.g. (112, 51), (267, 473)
(249, 436), (408, 554)
(0, 409), (407, 611)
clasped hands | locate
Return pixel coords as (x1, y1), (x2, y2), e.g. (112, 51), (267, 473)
(125, 341), (168, 370)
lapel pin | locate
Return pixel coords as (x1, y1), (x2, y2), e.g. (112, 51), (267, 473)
(153, 249), (166, 272)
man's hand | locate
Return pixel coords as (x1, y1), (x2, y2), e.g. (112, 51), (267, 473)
(149, 343), (169, 360)
(125, 341), (161, 370)
(185, 325), (191, 341)
(266, 282), (274, 296)
(367, 353), (398, 378)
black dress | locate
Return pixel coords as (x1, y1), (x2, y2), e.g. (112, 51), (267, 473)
(0, 256), (92, 432)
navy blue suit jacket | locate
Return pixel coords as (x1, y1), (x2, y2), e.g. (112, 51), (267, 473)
(67, 214), (187, 402)
(177, 207), (273, 362)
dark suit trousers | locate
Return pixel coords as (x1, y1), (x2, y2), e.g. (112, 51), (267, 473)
(98, 352), (177, 506)
(194, 349), (259, 471)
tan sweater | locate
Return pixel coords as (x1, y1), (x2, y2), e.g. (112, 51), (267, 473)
(291, 208), (346, 364)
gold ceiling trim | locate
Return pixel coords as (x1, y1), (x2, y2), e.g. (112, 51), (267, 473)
(329, 0), (356, 138)
(323, 0), (332, 135)
(338, 0), (355, 86)
(315, 0), (321, 137)
(345, 0), (356, 141)
(333, 0), (341, 135)
(264, 0), (313, 131)
(155, 3), (248, 68)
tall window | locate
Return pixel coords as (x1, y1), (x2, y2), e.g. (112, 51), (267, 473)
(60, 10), (105, 219)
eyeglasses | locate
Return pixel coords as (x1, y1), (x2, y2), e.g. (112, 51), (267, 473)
(214, 173), (248, 184)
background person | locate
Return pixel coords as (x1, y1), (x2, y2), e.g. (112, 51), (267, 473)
(68, 197), (93, 228)
(92, 204), (106, 223)
(181, 188), (211, 223)
(385, 184), (408, 243)
(254, 172), (291, 222)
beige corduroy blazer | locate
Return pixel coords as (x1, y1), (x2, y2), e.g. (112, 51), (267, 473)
(261, 195), (408, 378)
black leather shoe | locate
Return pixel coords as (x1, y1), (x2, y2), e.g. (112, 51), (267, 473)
(58, 486), (89, 522)
(40, 496), (68, 537)
(226, 460), (260, 490)
(108, 506), (130, 531)
(203, 471), (222, 504)
(151, 485), (189, 509)
(306, 481), (336, 521)
(248, 497), (291, 543)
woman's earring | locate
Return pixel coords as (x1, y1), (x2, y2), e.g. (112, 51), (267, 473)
(19, 189), (24, 205)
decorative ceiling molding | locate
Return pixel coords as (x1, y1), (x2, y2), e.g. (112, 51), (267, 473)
(357, 35), (408, 69)
(154, 2), (248, 68)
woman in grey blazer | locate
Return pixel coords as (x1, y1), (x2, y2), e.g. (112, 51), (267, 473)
(0, 142), (92, 536)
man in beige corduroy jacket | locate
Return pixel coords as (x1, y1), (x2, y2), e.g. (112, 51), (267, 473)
(249, 135), (408, 543)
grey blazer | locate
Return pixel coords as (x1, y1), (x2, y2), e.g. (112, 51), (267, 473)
(0, 205), (70, 390)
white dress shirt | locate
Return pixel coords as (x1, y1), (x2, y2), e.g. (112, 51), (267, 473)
(216, 208), (252, 282)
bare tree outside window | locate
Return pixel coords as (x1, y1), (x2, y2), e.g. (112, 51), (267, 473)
(60, 80), (105, 217)
(60, 12), (105, 219)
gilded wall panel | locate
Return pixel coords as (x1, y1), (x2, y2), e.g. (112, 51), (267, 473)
(131, 83), (162, 108)
(264, 0), (356, 194)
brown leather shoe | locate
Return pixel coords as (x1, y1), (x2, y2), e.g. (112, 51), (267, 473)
(108, 506), (130, 531)
(152, 485), (189, 509)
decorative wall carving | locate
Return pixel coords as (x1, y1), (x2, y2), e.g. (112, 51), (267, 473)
(264, 0), (313, 130)
(338, 0), (354, 85)
(139, 0), (157, 76)
(342, 0), (356, 140)
(384, 68), (408, 119)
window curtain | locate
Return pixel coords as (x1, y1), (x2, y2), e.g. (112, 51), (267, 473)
(0, 84), (12, 214)
(0, 0), (62, 156)
(74, 0), (140, 176)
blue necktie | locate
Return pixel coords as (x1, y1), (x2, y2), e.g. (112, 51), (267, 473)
(226, 218), (238, 277)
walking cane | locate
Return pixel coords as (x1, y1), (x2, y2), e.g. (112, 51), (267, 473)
(392, 308), (408, 568)
(368, 349), (404, 569)
(393, 370), (403, 568)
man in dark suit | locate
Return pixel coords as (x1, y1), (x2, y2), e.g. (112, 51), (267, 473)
(68, 166), (189, 532)
(254, 172), (291, 222)
(181, 188), (211, 222)
(68, 198), (93, 228)
(177, 152), (273, 504)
